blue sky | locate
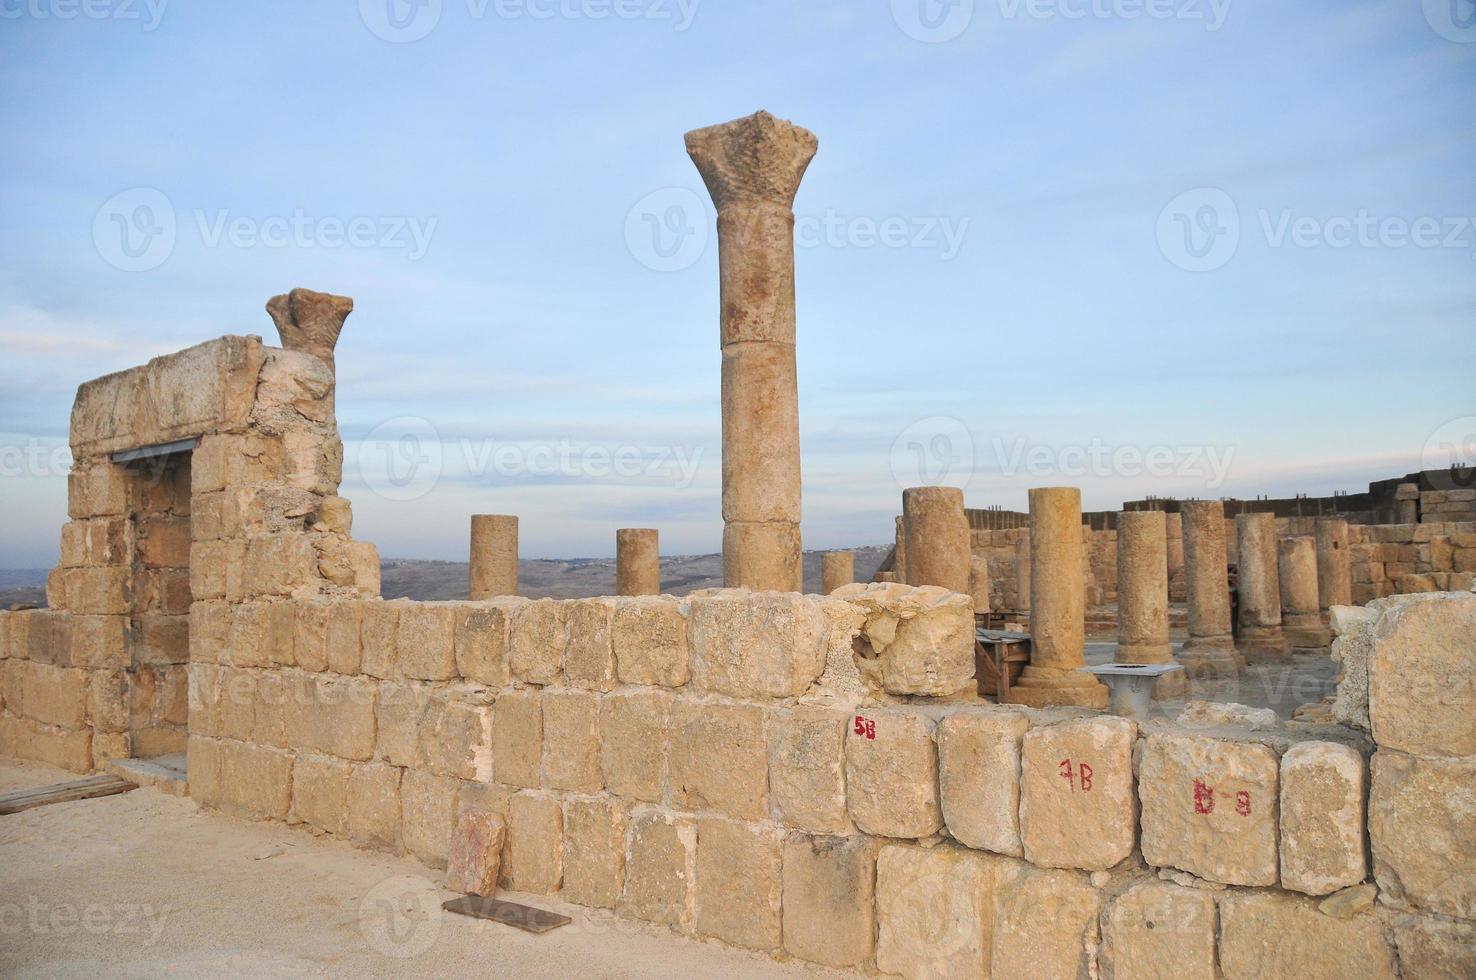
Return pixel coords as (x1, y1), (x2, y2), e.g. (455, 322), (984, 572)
(1, 0), (1473, 565)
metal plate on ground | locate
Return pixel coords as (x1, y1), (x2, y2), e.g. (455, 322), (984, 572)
(442, 896), (572, 933)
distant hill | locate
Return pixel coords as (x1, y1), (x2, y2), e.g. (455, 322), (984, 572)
(0, 547), (890, 608)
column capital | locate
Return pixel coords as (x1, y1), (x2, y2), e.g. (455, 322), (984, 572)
(685, 110), (818, 212)
(266, 287), (353, 371)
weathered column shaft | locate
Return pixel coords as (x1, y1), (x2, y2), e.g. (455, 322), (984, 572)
(893, 516), (908, 584)
(1179, 500), (1240, 676)
(1236, 512), (1288, 662)
(1315, 518), (1352, 611)
(469, 514), (518, 599)
(1116, 511), (1171, 662)
(1014, 535), (1031, 612)
(902, 486), (971, 593)
(1164, 511), (1185, 600)
(821, 550), (854, 594)
(969, 557), (992, 614)
(687, 110), (817, 593)
(1012, 487), (1108, 708)
(616, 528), (660, 596)
(1279, 535), (1329, 648)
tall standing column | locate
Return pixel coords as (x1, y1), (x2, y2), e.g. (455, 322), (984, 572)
(1012, 487), (1108, 708)
(1179, 501), (1240, 676)
(687, 110), (817, 593)
(1236, 513), (1289, 662)
(1014, 535), (1031, 613)
(469, 515), (518, 599)
(1165, 511), (1186, 601)
(821, 550), (854, 594)
(969, 557), (992, 614)
(1315, 518), (1352, 613)
(1279, 536), (1329, 649)
(1116, 510), (1187, 698)
(902, 486), (971, 593)
(616, 528), (660, 596)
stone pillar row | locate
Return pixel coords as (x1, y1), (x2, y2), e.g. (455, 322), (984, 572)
(1236, 512), (1289, 663)
(1116, 510), (1187, 698)
(1179, 501), (1241, 677)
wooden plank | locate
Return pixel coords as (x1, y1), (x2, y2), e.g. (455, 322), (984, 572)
(0, 775), (136, 815)
(441, 896), (572, 934)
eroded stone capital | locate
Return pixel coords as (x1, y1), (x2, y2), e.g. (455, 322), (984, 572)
(266, 287), (353, 371)
(685, 110), (818, 212)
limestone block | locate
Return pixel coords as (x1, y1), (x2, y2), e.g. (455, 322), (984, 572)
(1019, 716), (1137, 871)
(189, 601), (231, 665)
(1279, 741), (1366, 896)
(359, 600), (401, 679)
(612, 596), (690, 688)
(137, 612), (189, 665)
(781, 833), (878, 969)
(500, 792), (563, 894)
(767, 705), (851, 834)
(564, 597), (617, 691)
(66, 462), (128, 518)
(509, 598), (566, 685)
(541, 689), (601, 793)
(325, 600), (362, 675)
(241, 534), (317, 598)
(380, 602), (451, 683)
(1368, 592), (1476, 757)
(219, 739), (294, 821)
(375, 681), (427, 768)
(1218, 890), (1395, 979)
(687, 591), (828, 698)
(1138, 734), (1279, 886)
(63, 566), (129, 615)
(937, 707), (1030, 856)
(26, 611), (71, 667)
(990, 866), (1100, 980)
(290, 753), (351, 836)
(227, 602), (271, 670)
(287, 674), (377, 761)
(252, 672), (288, 748)
(400, 768), (460, 868)
(1393, 914), (1476, 980)
(618, 808), (696, 930)
(562, 796), (627, 908)
(1101, 881), (1216, 980)
(844, 708), (942, 838)
(599, 689), (671, 803)
(68, 614), (127, 669)
(11, 716), (93, 772)
(418, 695), (492, 781)
(454, 600), (518, 687)
(694, 818), (781, 951)
(876, 843), (1018, 980)
(189, 540), (228, 600)
(669, 699), (768, 821)
(1370, 750), (1476, 919)
(446, 806), (506, 897)
(347, 762), (402, 851)
(216, 668), (256, 741)
(491, 689), (542, 789)
(20, 662), (89, 729)
(838, 583), (976, 696)
(187, 734), (223, 807)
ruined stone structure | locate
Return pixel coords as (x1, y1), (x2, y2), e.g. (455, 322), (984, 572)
(469, 514), (518, 600)
(1237, 512), (1290, 663)
(1280, 536), (1331, 650)
(900, 486), (970, 593)
(1115, 510), (1187, 698)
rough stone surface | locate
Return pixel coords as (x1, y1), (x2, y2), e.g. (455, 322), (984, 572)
(990, 866), (1099, 980)
(599, 689), (671, 803)
(687, 591), (828, 698)
(618, 808), (696, 931)
(562, 796), (627, 909)
(347, 761), (402, 851)
(1369, 750), (1476, 919)
(1329, 604), (1378, 731)
(500, 792), (563, 895)
(1101, 881), (1216, 980)
(445, 807), (506, 896)
(1019, 716), (1137, 871)
(668, 699), (768, 821)
(767, 705), (851, 834)
(400, 768), (459, 868)
(937, 708), (1030, 857)
(1139, 733), (1280, 886)
(509, 598), (565, 685)
(694, 818), (781, 951)
(1279, 740), (1366, 896)
(901, 486), (970, 593)
(491, 689), (542, 789)
(1368, 592), (1476, 757)
(1393, 914), (1476, 980)
(781, 833), (877, 969)
(396, 602), (457, 681)
(837, 583), (975, 696)
(541, 689), (601, 793)
(844, 708), (941, 839)
(875, 843), (1017, 980)
(563, 597), (618, 691)
(290, 753), (351, 836)
(468, 514), (518, 600)
(615, 528), (660, 596)
(454, 601), (516, 687)
(611, 596), (689, 688)
(1218, 890), (1395, 980)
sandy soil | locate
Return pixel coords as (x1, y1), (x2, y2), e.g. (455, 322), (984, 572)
(0, 758), (854, 979)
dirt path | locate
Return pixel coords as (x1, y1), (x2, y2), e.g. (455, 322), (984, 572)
(0, 758), (853, 979)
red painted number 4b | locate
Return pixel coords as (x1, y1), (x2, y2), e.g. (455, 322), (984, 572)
(1058, 758), (1094, 792)
(853, 716), (876, 740)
